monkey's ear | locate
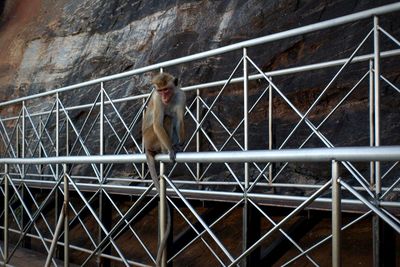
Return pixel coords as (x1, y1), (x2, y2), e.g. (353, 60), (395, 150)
(173, 77), (178, 86)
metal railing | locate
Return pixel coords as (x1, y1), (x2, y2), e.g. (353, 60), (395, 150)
(0, 148), (399, 266)
(0, 3), (399, 266)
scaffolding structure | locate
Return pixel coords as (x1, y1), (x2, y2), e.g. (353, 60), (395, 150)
(0, 3), (400, 266)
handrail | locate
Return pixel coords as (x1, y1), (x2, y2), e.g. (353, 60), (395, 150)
(0, 146), (399, 165)
(1, 2), (399, 107)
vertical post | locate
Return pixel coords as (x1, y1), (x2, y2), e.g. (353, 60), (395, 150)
(22, 101), (25, 163)
(99, 83), (104, 266)
(99, 83), (111, 267)
(55, 92), (61, 259)
(66, 119), (69, 156)
(159, 162), (167, 267)
(373, 16), (382, 267)
(142, 98), (146, 179)
(4, 164), (9, 264)
(63, 118), (70, 266)
(63, 164), (69, 267)
(100, 82), (104, 182)
(268, 78), (273, 183)
(373, 16), (381, 199)
(243, 48), (249, 194)
(242, 47), (254, 266)
(38, 115), (42, 178)
(21, 101), (31, 249)
(196, 89), (201, 182)
(332, 160), (341, 267)
(369, 60), (375, 188)
(56, 93), (60, 159)
(16, 120), (19, 158)
(159, 66), (166, 265)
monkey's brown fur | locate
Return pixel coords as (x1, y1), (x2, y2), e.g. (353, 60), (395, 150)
(142, 72), (186, 266)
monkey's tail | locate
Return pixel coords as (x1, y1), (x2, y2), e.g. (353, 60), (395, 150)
(155, 202), (171, 267)
(146, 153), (160, 192)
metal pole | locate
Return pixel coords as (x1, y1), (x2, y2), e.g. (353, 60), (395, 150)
(4, 164), (9, 264)
(373, 16), (382, 267)
(99, 83), (105, 266)
(268, 78), (273, 183)
(55, 92), (61, 259)
(100, 83), (104, 183)
(39, 115), (42, 177)
(242, 47), (250, 266)
(159, 65), (167, 266)
(369, 60), (374, 188)
(332, 160), (341, 267)
(66, 116), (69, 156)
(22, 101), (25, 172)
(45, 205), (65, 267)
(56, 93), (60, 159)
(159, 162), (167, 267)
(16, 120), (19, 158)
(373, 15), (381, 198)
(243, 48), (249, 190)
(63, 164), (69, 267)
(196, 89), (201, 181)
(21, 101), (29, 249)
(142, 98), (145, 179)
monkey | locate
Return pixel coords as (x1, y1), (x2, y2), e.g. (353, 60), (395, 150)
(142, 72), (186, 266)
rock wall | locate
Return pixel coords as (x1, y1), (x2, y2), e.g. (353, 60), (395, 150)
(0, 0), (398, 97)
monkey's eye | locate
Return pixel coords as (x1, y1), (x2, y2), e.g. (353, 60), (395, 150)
(157, 87), (171, 93)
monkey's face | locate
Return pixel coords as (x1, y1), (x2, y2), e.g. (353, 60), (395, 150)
(157, 86), (174, 104)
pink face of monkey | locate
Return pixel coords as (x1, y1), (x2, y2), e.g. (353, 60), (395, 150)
(157, 85), (174, 104)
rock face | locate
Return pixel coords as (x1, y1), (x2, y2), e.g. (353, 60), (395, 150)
(1, 0), (400, 182)
(0, 0), (398, 95)
(1, 1), (400, 266)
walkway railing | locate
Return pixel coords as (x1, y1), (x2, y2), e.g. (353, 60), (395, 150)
(0, 3), (399, 266)
(0, 147), (399, 266)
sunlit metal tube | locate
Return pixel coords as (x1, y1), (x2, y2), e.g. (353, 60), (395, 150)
(0, 146), (399, 165)
(4, 164), (9, 264)
(159, 162), (167, 267)
(45, 205), (65, 267)
(332, 161), (341, 267)
(374, 16), (381, 196)
(369, 60), (375, 187)
(63, 164), (69, 266)
(174, 146), (400, 163)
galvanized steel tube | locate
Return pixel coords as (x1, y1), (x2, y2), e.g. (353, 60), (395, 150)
(63, 164), (69, 266)
(374, 16), (382, 196)
(4, 164), (9, 264)
(242, 48), (250, 266)
(0, 146), (399, 165)
(159, 162), (167, 267)
(332, 161), (341, 267)
(369, 60), (375, 187)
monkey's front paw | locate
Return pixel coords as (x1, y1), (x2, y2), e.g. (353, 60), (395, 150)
(173, 143), (184, 152)
(168, 150), (176, 162)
